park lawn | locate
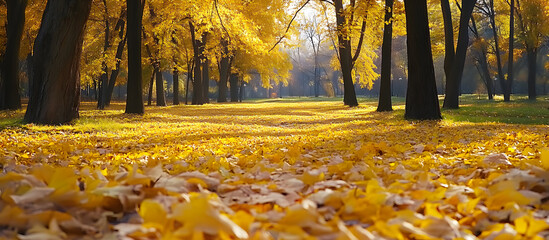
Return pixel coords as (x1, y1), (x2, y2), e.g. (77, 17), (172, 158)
(0, 98), (548, 239)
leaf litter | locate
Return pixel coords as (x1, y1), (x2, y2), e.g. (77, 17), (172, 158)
(0, 102), (548, 239)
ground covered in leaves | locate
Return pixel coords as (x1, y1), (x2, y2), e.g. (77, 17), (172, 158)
(1, 100), (549, 239)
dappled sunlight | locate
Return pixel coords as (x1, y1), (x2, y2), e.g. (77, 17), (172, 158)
(0, 101), (548, 239)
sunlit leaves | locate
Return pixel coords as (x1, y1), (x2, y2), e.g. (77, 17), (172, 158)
(0, 102), (548, 239)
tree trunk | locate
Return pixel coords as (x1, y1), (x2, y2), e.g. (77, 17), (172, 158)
(125, 0), (144, 114)
(527, 48), (537, 100)
(440, 0), (455, 85)
(201, 32), (210, 104)
(488, 0), (509, 101)
(190, 22), (203, 105)
(1, 0), (27, 110)
(443, 0), (476, 109)
(334, 0), (358, 107)
(106, 9), (127, 106)
(403, 0), (442, 120)
(507, 0), (514, 101)
(98, 3), (110, 110)
(147, 68), (155, 106)
(185, 61), (192, 105)
(230, 73), (239, 102)
(239, 79), (244, 102)
(155, 62), (166, 106)
(173, 68), (179, 105)
(218, 39), (230, 103)
(377, 0), (394, 112)
(24, 0), (92, 124)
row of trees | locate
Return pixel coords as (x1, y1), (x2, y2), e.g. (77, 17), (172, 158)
(0, 0), (547, 124)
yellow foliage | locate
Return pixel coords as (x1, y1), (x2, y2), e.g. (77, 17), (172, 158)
(0, 101), (548, 239)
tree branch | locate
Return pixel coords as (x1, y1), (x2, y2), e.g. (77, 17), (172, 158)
(269, 0), (311, 52)
(351, 17), (367, 67)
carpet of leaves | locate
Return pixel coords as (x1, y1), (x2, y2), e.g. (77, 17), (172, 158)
(1, 101), (549, 240)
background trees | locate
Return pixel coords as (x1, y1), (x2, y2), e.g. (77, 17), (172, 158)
(0, 0), (547, 124)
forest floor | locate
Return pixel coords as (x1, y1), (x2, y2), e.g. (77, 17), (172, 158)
(0, 96), (548, 239)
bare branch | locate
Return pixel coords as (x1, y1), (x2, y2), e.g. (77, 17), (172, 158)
(269, 0), (311, 52)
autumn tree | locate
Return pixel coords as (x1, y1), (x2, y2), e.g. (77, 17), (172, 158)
(125, 0), (144, 114)
(376, 0), (394, 112)
(24, 0), (92, 124)
(0, 0), (27, 110)
(476, 0), (513, 101)
(441, 0), (476, 109)
(515, 0), (549, 100)
(403, 0), (441, 120)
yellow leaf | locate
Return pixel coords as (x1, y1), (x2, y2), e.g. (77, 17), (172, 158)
(541, 148), (549, 169)
(173, 193), (248, 239)
(139, 200), (168, 232)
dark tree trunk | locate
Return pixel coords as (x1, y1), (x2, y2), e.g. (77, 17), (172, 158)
(377, 0), (394, 112)
(190, 22), (203, 105)
(507, 0), (514, 101)
(239, 79), (244, 102)
(155, 62), (166, 106)
(440, 0), (455, 84)
(218, 39), (230, 103)
(125, 0), (144, 114)
(97, 68), (108, 109)
(526, 48), (537, 100)
(106, 9), (127, 106)
(334, 0), (358, 107)
(507, 0), (512, 101)
(98, 1), (110, 110)
(403, 0), (442, 120)
(230, 73), (239, 102)
(173, 68), (179, 105)
(25, 53), (33, 97)
(487, 0), (510, 101)
(24, 0), (92, 124)
(147, 67), (155, 106)
(201, 32), (210, 104)
(1, 0), (27, 110)
(185, 61), (192, 105)
(443, 0), (476, 109)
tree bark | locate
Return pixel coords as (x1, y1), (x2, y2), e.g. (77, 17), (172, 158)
(173, 68), (179, 105)
(218, 39), (230, 103)
(125, 0), (144, 114)
(334, 0), (358, 107)
(440, 0), (455, 84)
(147, 67), (155, 106)
(377, 0), (394, 112)
(190, 22), (203, 105)
(98, 0), (110, 110)
(24, 0), (92, 124)
(105, 9), (127, 106)
(201, 32), (210, 104)
(443, 0), (476, 109)
(487, 0), (510, 101)
(230, 73), (239, 102)
(155, 62), (166, 106)
(1, 0), (27, 110)
(185, 61), (192, 105)
(507, 0), (514, 101)
(403, 0), (442, 120)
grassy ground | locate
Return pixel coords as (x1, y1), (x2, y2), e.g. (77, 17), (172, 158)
(0, 96), (548, 239)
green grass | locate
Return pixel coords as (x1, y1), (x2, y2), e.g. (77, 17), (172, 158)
(1, 95), (547, 127)
(442, 95), (549, 125)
